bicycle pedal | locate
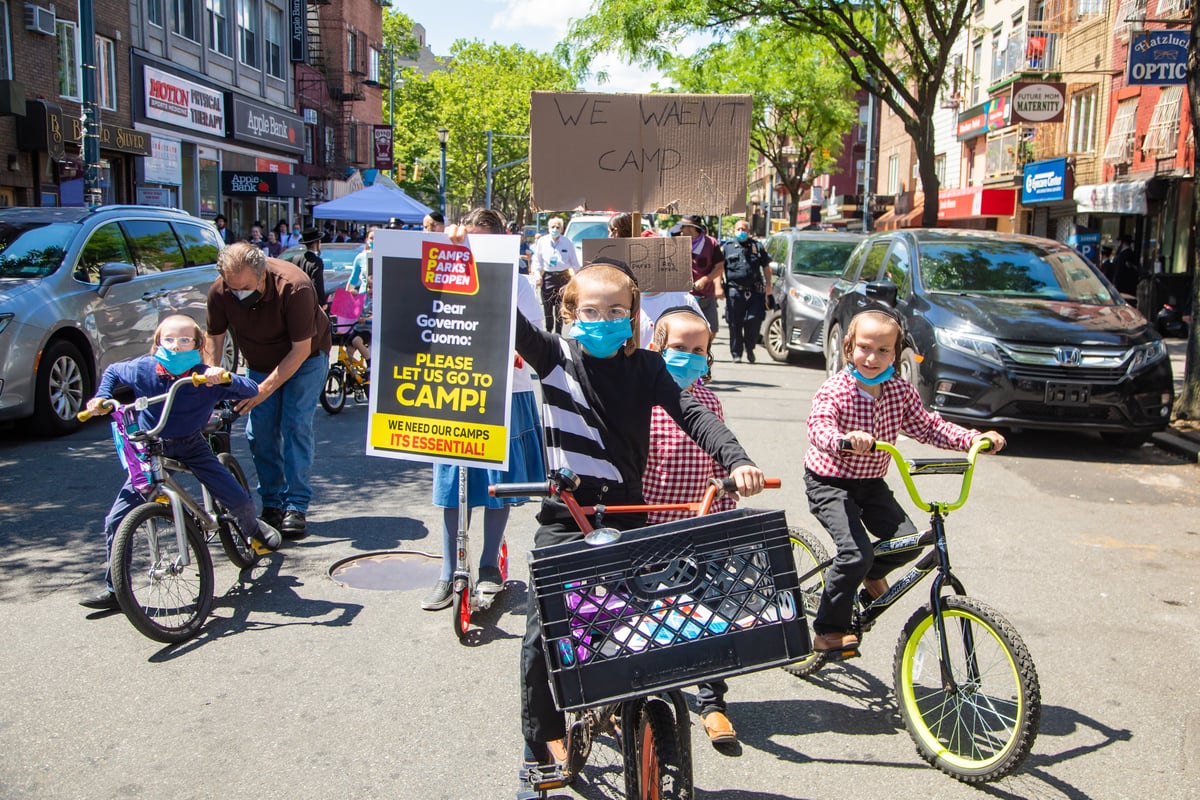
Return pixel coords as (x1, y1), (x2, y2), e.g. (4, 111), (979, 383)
(527, 764), (569, 792)
(250, 540), (273, 555)
(822, 647), (861, 662)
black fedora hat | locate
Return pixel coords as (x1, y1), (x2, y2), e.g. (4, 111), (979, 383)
(299, 228), (323, 244)
(669, 214), (706, 236)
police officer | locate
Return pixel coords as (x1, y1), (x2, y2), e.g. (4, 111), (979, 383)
(721, 219), (772, 363)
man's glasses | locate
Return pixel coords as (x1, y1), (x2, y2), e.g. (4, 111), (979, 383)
(575, 306), (631, 323)
(160, 336), (195, 346)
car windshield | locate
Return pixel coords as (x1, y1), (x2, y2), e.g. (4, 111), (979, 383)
(919, 240), (1117, 305)
(791, 240), (861, 276)
(0, 222), (75, 279)
(565, 220), (610, 243)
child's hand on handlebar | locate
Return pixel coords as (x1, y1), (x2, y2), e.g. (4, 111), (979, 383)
(85, 397), (114, 416)
(729, 464), (765, 497)
(841, 431), (876, 453)
(973, 431), (1006, 454)
(202, 366), (231, 386)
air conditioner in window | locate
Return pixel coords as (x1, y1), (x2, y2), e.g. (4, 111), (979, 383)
(24, 3), (56, 35)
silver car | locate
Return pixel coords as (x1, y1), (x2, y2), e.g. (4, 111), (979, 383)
(0, 205), (225, 435)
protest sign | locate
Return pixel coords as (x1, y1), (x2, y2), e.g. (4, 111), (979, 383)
(530, 92), (752, 215)
(582, 236), (692, 292)
(366, 230), (518, 469)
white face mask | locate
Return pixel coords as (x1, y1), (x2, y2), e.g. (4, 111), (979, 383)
(232, 289), (256, 300)
(550, 228), (562, 240)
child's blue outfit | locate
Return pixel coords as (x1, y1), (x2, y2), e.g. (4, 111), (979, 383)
(96, 356), (259, 591)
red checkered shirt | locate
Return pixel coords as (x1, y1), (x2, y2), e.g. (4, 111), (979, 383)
(804, 371), (979, 480)
(644, 383), (736, 523)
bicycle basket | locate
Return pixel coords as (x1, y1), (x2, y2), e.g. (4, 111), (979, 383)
(529, 508), (811, 711)
(110, 409), (152, 495)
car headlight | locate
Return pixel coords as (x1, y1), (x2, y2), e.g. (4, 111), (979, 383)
(1127, 339), (1167, 373)
(788, 287), (827, 310)
(935, 328), (1003, 366)
(0, 313), (12, 335)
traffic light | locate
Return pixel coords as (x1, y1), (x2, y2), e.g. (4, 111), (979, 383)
(396, 163), (407, 181)
(413, 161), (422, 181)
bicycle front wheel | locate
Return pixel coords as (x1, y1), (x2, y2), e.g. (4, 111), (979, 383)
(216, 452), (258, 569)
(112, 503), (214, 643)
(893, 595), (1041, 783)
(321, 365), (347, 415)
(783, 526), (831, 677)
(629, 698), (686, 800)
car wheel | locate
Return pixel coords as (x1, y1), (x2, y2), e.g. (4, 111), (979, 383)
(825, 323), (844, 377)
(765, 310), (790, 363)
(1099, 432), (1149, 448)
(899, 347), (921, 390)
(221, 330), (240, 373)
(33, 339), (92, 436)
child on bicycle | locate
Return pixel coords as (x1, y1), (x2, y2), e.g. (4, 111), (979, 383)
(643, 304), (739, 746)
(79, 315), (282, 611)
(484, 248), (765, 795)
(805, 307), (1005, 655)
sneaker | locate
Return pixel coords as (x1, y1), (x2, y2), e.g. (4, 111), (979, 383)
(733, 356), (743, 364)
(79, 588), (119, 610)
(261, 506), (284, 529)
(421, 580), (453, 610)
(477, 565), (504, 595)
(280, 510), (307, 539)
(250, 519), (282, 552)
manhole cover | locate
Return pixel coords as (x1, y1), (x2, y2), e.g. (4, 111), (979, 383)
(328, 550), (441, 590)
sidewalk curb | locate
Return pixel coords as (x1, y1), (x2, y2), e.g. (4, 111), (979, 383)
(1151, 430), (1200, 462)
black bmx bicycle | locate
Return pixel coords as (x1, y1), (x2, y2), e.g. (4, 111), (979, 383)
(787, 439), (1041, 782)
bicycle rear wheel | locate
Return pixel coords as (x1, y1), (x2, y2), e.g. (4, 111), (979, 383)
(321, 365), (347, 415)
(783, 526), (832, 677)
(112, 503), (214, 643)
(215, 452), (259, 569)
(893, 594), (1040, 783)
(628, 698), (686, 799)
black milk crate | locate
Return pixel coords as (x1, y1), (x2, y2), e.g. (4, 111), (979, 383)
(529, 508), (810, 711)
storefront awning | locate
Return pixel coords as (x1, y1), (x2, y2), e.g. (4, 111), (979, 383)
(937, 186), (1018, 220)
(1073, 180), (1148, 215)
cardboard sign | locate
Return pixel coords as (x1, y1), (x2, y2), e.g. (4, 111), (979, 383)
(582, 237), (693, 292)
(366, 231), (518, 469)
(530, 92), (752, 215)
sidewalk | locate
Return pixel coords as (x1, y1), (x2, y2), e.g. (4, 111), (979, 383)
(1153, 339), (1200, 461)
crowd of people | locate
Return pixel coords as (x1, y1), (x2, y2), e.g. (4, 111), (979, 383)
(79, 206), (1010, 800)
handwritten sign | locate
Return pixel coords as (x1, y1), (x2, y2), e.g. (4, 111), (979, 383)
(366, 231), (518, 468)
(530, 92), (752, 215)
(582, 237), (692, 292)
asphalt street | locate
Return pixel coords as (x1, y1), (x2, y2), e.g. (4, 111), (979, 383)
(1, 334), (1198, 799)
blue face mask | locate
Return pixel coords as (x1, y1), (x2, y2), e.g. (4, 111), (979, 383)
(570, 319), (632, 358)
(662, 348), (709, 388)
(735, 230), (749, 242)
(850, 364), (895, 386)
(154, 346), (202, 376)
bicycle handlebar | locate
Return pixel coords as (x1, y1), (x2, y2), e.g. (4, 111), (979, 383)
(488, 476), (781, 500)
(76, 371), (233, 430)
(852, 438), (990, 513)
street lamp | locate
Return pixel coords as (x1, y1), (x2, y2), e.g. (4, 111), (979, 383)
(437, 127), (448, 217)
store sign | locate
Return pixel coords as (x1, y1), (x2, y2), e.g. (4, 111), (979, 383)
(938, 186), (1017, 219)
(1011, 82), (1066, 124)
(144, 65), (225, 136)
(956, 96), (1009, 141)
(16, 100), (150, 157)
(255, 157), (291, 173)
(136, 186), (175, 207)
(373, 125), (394, 170)
(1022, 158), (1072, 204)
(221, 170), (308, 197)
(289, 0), (307, 62)
(228, 96), (304, 155)
(1073, 181), (1148, 215)
(145, 136), (183, 185)
(1127, 31), (1189, 86)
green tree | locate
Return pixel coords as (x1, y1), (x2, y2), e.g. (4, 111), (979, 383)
(665, 25), (857, 226)
(566, 0), (973, 228)
(387, 40), (576, 221)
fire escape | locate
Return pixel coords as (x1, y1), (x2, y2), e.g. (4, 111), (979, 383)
(296, 0), (362, 173)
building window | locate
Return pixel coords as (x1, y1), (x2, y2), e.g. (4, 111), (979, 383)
(971, 42), (983, 105)
(304, 124), (314, 164)
(934, 154), (947, 187)
(208, 0), (231, 56)
(347, 30), (359, 73)
(369, 47), (380, 83)
(173, 0), (198, 41)
(1143, 85), (1183, 157)
(96, 36), (117, 110)
(348, 122), (359, 163)
(1114, 0), (1146, 40)
(985, 129), (1020, 179)
(1077, 0), (1105, 13)
(148, 0), (163, 27)
(324, 125), (335, 166)
(1067, 88), (1097, 153)
(857, 105), (868, 142)
(1103, 96), (1139, 162)
(57, 20), (81, 101)
(1157, 0), (1185, 15)
(0, 0), (12, 80)
(264, 5), (283, 78)
(887, 155), (900, 195)
(990, 27), (1002, 86)
(238, 0), (259, 68)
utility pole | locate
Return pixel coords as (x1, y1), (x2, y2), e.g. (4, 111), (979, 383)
(388, 46), (395, 127)
(438, 127), (448, 216)
(485, 130), (493, 209)
(79, 0), (102, 206)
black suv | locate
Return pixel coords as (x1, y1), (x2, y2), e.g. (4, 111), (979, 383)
(823, 229), (1173, 447)
(763, 230), (863, 362)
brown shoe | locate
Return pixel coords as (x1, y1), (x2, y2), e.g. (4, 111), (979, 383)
(813, 631), (860, 653)
(863, 577), (889, 601)
(546, 739), (568, 764)
(701, 711), (737, 744)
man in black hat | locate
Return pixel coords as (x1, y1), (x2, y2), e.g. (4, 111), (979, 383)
(290, 228), (327, 309)
(671, 214), (725, 332)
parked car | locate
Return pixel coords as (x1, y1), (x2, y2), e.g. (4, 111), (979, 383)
(278, 242), (360, 300)
(823, 229), (1174, 447)
(762, 230), (864, 362)
(0, 205), (227, 435)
